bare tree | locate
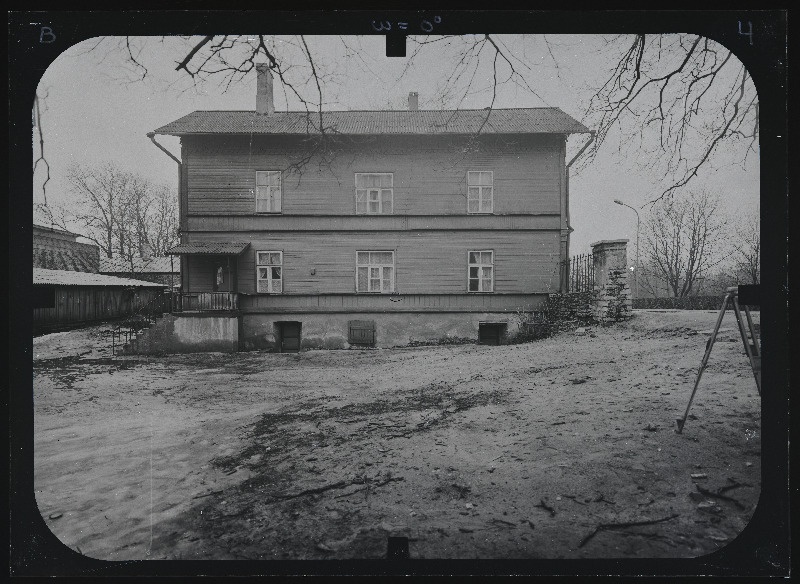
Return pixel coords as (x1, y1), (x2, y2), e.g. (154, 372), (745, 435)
(731, 206), (760, 285)
(60, 161), (178, 266)
(581, 34), (759, 202)
(641, 191), (728, 298)
(32, 91), (51, 205)
(147, 184), (180, 257)
(66, 162), (133, 258)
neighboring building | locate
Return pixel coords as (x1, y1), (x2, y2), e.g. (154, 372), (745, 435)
(33, 268), (167, 334)
(99, 254), (180, 287)
(149, 65), (591, 351)
(33, 224), (99, 273)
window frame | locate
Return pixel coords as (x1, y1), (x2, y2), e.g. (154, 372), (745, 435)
(256, 250), (284, 294)
(355, 250), (396, 293)
(467, 249), (495, 293)
(466, 170), (494, 214)
(355, 172), (394, 215)
(255, 170), (282, 214)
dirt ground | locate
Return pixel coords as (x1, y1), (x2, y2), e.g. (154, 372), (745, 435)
(32, 309), (761, 562)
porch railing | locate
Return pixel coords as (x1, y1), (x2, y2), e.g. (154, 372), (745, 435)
(172, 292), (239, 312)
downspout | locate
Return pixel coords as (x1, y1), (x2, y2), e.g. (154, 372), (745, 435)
(147, 131), (184, 292)
(564, 130), (596, 289)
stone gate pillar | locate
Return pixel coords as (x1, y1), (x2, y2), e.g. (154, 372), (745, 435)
(591, 239), (632, 322)
(591, 239), (629, 289)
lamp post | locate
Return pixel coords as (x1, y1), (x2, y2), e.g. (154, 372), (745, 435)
(614, 199), (640, 299)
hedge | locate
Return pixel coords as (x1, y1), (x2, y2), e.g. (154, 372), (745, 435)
(633, 296), (759, 311)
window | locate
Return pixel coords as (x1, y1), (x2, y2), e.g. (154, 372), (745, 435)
(468, 250), (494, 292)
(355, 173), (393, 214)
(467, 171), (493, 213)
(256, 171), (282, 213)
(256, 251), (283, 293)
(356, 251), (394, 293)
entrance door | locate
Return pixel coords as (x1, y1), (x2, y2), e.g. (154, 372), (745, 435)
(278, 321), (301, 353)
(478, 323), (503, 346)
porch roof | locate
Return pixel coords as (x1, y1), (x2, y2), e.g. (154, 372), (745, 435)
(166, 242), (251, 255)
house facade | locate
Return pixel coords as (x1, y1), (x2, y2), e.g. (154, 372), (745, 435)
(151, 66), (590, 351)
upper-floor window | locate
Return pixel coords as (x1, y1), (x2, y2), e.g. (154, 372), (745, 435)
(468, 250), (494, 292)
(256, 171), (282, 213)
(256, 251), (283, 293)
(356, 251), (395, 293)
(355, 173), (393, 214)
(467, 171), (493, 214)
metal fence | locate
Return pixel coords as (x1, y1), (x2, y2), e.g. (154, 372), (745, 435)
(560, 253), (595, 293)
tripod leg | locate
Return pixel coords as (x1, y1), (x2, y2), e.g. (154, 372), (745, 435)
(676, 293), (730, 433)
(734, 297), (762, 395)
(744, 305), (760, 357)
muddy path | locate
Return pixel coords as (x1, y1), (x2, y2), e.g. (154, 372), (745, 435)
(33, 310), (761, 561)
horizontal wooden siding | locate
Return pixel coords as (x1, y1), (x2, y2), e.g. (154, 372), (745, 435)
(184, 134), (563, 216)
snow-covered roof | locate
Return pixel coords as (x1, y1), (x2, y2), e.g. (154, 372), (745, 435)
(33, 268), (166, 288)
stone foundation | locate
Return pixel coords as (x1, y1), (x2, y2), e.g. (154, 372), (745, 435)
(240, 312), (524, 350)
(120, 313), (239, 355)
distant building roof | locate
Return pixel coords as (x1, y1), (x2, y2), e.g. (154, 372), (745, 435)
(33, 268), (166, 288)
(99, 256), (179, 274)
(33, 223), (84, 239)
(33, 226), (99, 273)
(154, 108), (590, 137)
(167, 242), (251, 255)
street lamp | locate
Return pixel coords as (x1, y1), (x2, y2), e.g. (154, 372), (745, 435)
(614, 199), (640, 300)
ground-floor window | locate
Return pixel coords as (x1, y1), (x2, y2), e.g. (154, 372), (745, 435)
(468, 250), (494, 292)
(356, 251), (395, 293)
(256, 251), (283, 293)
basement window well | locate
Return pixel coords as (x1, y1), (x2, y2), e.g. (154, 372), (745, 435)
(478, 322), (506, 346)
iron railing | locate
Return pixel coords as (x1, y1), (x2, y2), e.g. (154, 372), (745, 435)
(172, 292), (239, 312)
(560, 253), (595, 293)
(111, 290), (171, 355)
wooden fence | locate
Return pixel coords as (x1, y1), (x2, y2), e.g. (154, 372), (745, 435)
(33, 286), (167, 334)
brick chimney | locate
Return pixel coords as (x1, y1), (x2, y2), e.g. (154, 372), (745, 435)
(256, 63), (275, 115)
(408, 91), (419, 111)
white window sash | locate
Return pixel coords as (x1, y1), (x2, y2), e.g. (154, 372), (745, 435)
(356, 251), (395, 292)
(256, 171), (282, 213)
(467, 171), (493, 214)
(468, 251), (494, 292)
(355, 173), (393, 214)
(256, 251), (283, 293)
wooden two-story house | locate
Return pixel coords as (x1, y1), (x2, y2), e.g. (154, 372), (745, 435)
(147, 65), (590, 352)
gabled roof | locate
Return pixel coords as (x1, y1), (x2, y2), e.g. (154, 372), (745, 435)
(34, 268), (166, 288)
(99, 256), (179, 274)
(154, 108), (590, 137)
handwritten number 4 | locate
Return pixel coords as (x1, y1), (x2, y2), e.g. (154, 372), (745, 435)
(738, 21), (753, 46)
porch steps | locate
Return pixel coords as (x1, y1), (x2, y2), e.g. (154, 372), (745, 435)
(118, 314), (178, 355)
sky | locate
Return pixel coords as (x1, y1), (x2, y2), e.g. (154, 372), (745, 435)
(32, 34), (760, 259)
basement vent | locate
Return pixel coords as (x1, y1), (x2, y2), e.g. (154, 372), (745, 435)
(348, 320), (376, 346)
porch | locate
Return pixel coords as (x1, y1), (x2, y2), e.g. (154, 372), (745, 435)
(166, 240), (250, 313)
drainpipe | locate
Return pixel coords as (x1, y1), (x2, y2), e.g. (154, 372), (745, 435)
(564, 130), (596, 290)
(147, 131), (184, 291)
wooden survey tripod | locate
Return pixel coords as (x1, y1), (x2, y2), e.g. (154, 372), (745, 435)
(676, 286), (761, 433)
